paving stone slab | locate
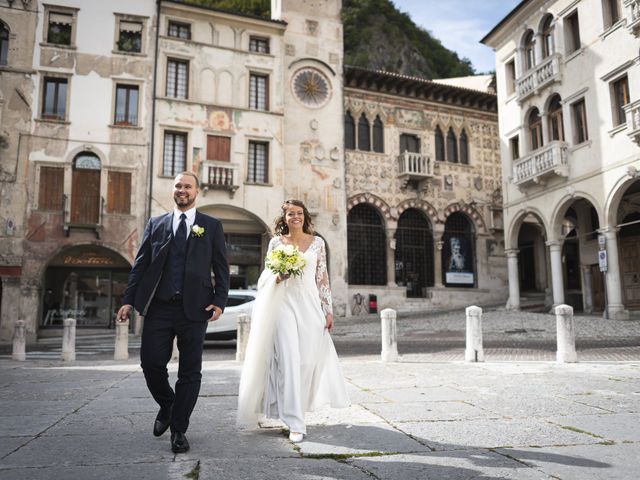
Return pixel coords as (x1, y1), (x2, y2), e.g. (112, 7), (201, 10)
(0, 399), (87, 416)
(497, 443), (637, 480)
(547, 413), (640, 443)
(349, 450), (555, 480)
(394, 418), (603, 451)
(373, 386), (469, 403)
(0, 414), (62, 437)
(470, 394), (606, 418)
(563, 391), (640, 414)
(0, 437), (30, 459)
(363, 400), (491, 423)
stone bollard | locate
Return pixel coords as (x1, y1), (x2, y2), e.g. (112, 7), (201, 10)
(171, 337), (179, 362)
(133, 312), (143, 337)
(380, 308), (399, 362)
(12, 320), (26, 361)
(114, 318), (129, 360)
(555, 304), (577, 363)
(465, 306), (485, 362)
(236, 313), (250, 362)
(61, 318), (76, 362)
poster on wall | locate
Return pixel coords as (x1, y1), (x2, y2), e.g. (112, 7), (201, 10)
(445, 235), (474, 285)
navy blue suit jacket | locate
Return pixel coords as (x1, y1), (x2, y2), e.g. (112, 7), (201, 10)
(122, 210), (230, 322)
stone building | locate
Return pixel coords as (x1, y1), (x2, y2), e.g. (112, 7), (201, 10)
(343, 67), (507, 312)
(482, 0), (640, 317)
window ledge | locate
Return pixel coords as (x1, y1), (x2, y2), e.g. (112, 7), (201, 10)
(109, 124), (143, 130)
(0, 65), (37, 74)
(564, 47), (584, 64)
(111, 49), (147, 57)
(40, 42), (77, 50)
(568, 139), (592, 152)
(244, 182), (272, 187)
(36, 118), (70, 125)
(600, 19), (626, 39)
(608, 123), (627, 137)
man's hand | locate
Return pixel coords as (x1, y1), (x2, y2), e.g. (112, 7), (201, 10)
(325, 313), (334, 332)
(205, 304), (222, 322)
(116, 304), (132, 323)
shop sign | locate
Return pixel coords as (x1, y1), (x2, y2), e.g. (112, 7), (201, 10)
(63, 252), (115, 266)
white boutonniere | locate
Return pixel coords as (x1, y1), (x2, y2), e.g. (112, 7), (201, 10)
(191, 224), (205, 237)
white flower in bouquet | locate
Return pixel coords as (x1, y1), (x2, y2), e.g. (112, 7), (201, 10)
(265, 244), (307, 277)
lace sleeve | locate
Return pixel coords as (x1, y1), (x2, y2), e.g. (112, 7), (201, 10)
(315, 237), (333, 316)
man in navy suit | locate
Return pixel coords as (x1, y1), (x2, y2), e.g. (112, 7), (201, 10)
(117, 171), (229, 453)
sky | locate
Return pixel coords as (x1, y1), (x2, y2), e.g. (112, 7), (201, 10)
(390, 0), (523, 74)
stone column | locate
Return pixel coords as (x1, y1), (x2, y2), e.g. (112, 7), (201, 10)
(581, 265), (594, 314)
(61, 318), (76, 362)
(434, 240), (444, 288)
(380, 308), (398, 362)
(602, 228), (629, 320)
(505, 249), (520, 310)
(386, 227), (397, 287)
(114, 319), (129, 360)
(236, 313), (250, 362)
(12, 320), (26, 361)
(547, 240), (565, 307)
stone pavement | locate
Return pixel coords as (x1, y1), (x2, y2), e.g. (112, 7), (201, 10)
(1, 309), (639, 479)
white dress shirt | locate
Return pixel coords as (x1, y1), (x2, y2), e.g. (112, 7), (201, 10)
(172, 207), (196, 239)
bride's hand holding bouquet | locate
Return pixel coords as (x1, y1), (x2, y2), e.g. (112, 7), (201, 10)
(265, 244), (307, 284)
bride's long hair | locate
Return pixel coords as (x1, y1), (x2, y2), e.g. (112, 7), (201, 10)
(274, 199), (315, 235)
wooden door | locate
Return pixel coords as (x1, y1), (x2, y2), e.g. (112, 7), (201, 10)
(590, 264), (605, 312)
(71, 169), (100, 224)
(620, 236), (640, 308)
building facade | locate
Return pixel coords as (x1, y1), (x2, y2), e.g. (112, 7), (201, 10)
(483, 0), (640, 318)
(344, 67), (507, 312)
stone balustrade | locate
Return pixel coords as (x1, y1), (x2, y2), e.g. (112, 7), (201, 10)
(624, 99), (640, 145)
(625, 0), (640, 35)
(516, 54), (561, 102)
(397, 151), (432, 178)
(200, 161), (239, 197)
(512, 140), (569, 187)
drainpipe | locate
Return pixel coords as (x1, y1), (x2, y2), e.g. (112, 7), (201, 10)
(146, 0), (161, 220)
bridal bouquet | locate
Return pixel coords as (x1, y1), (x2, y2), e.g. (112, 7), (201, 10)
(265, 244), (307, 277)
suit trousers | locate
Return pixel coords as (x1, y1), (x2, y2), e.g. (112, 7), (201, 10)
(140, 299), (207, 433)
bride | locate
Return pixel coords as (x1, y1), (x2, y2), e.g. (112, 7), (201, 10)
(237, 200), (349, 442)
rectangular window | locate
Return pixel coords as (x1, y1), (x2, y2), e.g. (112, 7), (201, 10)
(247, 141), (268, 184)
(168, 21), (191, 40)
(249, 36), (269, 54)
(38, 166), (64, 210)
(505, 60), (516, 95)
(117, 20), (142, 53)
(572, 99), (589, 144)
(565, 11), (581, 53)
(509, 136), (520, 161)
(249, 73), (268, 111)
(166, 58), (188, 99)
(114, 84), (139, 126)
(603, 0), (620, 29)
(42, 77), (68, 121)
(163, 132), (187, 176)
(207, 135), (231, 162)
(1, 25), (9, 65)
(47, 11), (73, 45)
(107, 171), (132, 214)
(611, 75), (630, 127)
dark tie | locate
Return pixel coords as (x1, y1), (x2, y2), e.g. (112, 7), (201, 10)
(175, 213), (187, 251)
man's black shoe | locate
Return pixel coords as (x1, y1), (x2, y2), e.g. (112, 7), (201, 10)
(153, 408), (172, 437)
(171, 431), (190, 453)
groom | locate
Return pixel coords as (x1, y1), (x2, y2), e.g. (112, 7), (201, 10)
(117, 171), (229, 453)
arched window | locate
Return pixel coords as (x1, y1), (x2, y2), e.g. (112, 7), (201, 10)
(442, 212), (475, 288)
(357, 114), (370, 151)
(434, 125), (445, 161)
(71, 151), (101, 225)
(459, 129), (469, 165)
(395, 209), (434, 297)
(446, 127), (458, 163)
(0, 22), (9, 66)
(540, 15), (555, 58)
(372, 115), (384, 153)
(548, 95), (564, 142)
(344, 111), (355, 150)
(528, 108), (543, 150)
(347, 203), (386, 285)
(523, 30), (535, 71)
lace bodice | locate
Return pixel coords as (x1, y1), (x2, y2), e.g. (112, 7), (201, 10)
(267, 235), (333, 316)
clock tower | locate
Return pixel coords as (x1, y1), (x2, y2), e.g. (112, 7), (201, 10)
(272, 1), (348, 314)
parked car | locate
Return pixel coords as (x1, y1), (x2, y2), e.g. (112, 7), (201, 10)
(205, 289), (257, 340)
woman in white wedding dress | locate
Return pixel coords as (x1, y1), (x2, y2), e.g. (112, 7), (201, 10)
(237, 200), (349, 442)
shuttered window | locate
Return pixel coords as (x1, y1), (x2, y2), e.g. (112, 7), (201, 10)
(107, 171), (132, 214)
(38, 166), (64, 210)
(207, 135), (231, 162)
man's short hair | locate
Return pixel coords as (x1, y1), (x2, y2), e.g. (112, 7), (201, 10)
(176, 171), (200, 189)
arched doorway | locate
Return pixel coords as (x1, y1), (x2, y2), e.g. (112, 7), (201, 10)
(347, 203), (387, 285)
(200, 205), (270, 289)
(42, 245), (131, 328)
(617, 181), (640, 310)
(517, 221), (547, 293)
(395, 208), (433, 297)
(442, 212), (475, 287)
(71, 151), (101, 225)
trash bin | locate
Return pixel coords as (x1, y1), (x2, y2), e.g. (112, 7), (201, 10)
(368, 294), (378, 314)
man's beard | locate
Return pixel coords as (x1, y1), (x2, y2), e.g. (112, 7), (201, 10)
(174, 194), (194, 208)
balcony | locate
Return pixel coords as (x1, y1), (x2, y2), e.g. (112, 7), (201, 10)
(200, 160), (239, 198)
(511, 141), (569, 188)
(397, 151), (433, 189)
(516, 54), (562, 103)
(625, 99), (640, 145)
(625, 0), (640, 36)
(63, 194), (105, 239)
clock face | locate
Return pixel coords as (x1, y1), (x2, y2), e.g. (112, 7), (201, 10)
(292, 68), (331, 108)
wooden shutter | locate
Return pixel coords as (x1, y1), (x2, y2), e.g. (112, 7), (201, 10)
(107, 171), (132, 214)
(38, 166), (64, 210)
(206, 135), (230, 162)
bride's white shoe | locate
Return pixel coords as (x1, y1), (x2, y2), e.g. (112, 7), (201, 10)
(289, 432), (304, 443)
